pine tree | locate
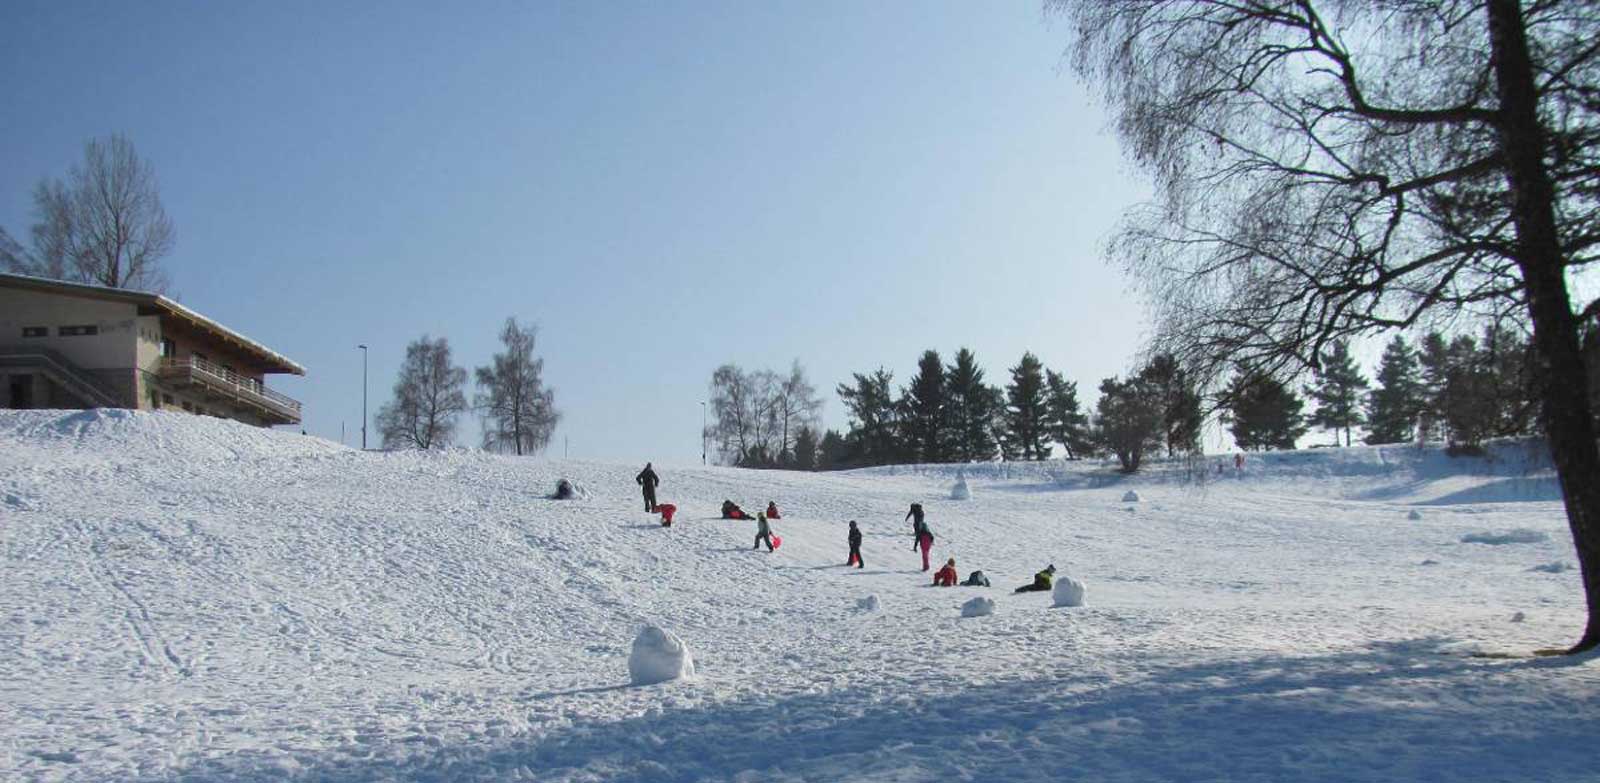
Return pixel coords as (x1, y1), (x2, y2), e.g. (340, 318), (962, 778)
(1364, 334), (1424, 445)
(1044, 370), (1092, 459)
(1417, 331), (1452, 442)
(792, 425), (818, 470)
(1001, 352), (1051, 460)
(818, 429), (850, 470)
(1091, 375), (1164, 472)
(1140, 354), (1202, 456)
(1224, 372), (1308, 451)
(901, 350), (952, 463)
(945, 348), (999, 462)
(837, 369), (902, 466)
(1307, 340), (1369, 446)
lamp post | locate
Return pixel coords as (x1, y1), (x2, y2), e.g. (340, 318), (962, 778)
(358, 344), (368, 450)
(700, 401), (707, 465)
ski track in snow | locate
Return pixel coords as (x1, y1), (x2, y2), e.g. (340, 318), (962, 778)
(0, 409), (1596, 781)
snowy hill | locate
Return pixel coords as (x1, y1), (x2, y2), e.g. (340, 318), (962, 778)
(1, 409), (1595, 782)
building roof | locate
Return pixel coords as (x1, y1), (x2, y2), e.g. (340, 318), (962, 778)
(0, 272), (306, 375)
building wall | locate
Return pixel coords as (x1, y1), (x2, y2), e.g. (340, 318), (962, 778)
(0, 288), (140, 370)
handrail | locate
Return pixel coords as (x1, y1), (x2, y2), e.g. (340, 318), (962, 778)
(0, 344), (123, 407)
(159, 357), (302, 415)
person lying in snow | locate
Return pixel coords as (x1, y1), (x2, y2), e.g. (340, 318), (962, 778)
(551, 479), (576, 500)
(1013, 565), (1056, 593)
(721, 500), (752, 520)
(765, 501), (781, 519)
(657, 503), (677, 527)
(933, 558), (959, 586)
(753, 512), (774, 552)
(962, 570), (990, 587)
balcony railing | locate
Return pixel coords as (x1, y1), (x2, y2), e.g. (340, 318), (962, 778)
(159, 356), (302, 422)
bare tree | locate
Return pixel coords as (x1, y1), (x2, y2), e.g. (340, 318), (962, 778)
(375, 336), (468, 450)
(774, 360), (824, 463)
(475, 318), (559, 456)
(706, 364), (782, 465)
(1057, 0), (1600, 652)
(1, 134), (174, 291)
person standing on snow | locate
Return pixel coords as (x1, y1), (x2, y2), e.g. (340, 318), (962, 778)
(904, 502), (925, 531)
(636, 462), (660, 512)
(911, 518), (935, 572)
(846, 520), (864, 568)
(753, 512), (775, 552)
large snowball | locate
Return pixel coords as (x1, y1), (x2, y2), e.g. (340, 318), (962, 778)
(1122, 490), (1140, 503)
(951, 476), (972, 500)
(628, 625), (695, 686)
(961, 596), (995, 618)
(1053, 575), (1087, 608)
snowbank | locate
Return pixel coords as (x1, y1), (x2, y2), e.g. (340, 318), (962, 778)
(1529, 561), (1573, 573)
(1461, 529), (1550, 545)
(960, 596), (995, 617)
(628, 626), (695, 686)
(1053, 576), (1087, 607)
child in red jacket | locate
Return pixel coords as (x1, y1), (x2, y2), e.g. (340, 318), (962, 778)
(765, 501), (781, 519)
(933, 558), (959, 587)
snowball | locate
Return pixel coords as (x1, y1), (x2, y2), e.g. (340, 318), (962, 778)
(1053, 575), (1087, 607)
(856, 595), (881, 612)
(628, 625), (695, 686)
(1510, 611), (1526, 623)
(1461, 529), (1549, 545)
(961, 596), (995, 618)
(1407, 510), (1423, 521)
(1121, 491), (1140, 503)
(1529, 561), (1572, 573)
(951, 477), (972, 501)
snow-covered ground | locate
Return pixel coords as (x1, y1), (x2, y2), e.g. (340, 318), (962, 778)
(1, 409), (1596, 782)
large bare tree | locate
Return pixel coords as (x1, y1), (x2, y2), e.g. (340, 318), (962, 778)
(0, 134), (174, 291)
(1056, 0), (1600, 652)
(376, 336), (469, 450)
(475, 318), (559, 456)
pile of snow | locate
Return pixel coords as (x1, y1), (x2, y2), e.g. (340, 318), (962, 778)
(628, 625), (695, 686)
(960, 596), (995, 617)
(1122, 490), (1140, 503)
(1053, 575), (1087, 607)
(950, 476), (971, 501)
(1461, 529), (1550, 545)
(1510, 611), (1527, 623)
(856, 595), (881, 612)
(1529, 561), (1573, 573)
(1407, 510), (1423, 521)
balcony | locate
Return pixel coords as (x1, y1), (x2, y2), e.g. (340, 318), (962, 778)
(158, 356), (302, 425)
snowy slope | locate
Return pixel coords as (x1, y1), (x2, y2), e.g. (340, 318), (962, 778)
(1, 409), (1595, 782)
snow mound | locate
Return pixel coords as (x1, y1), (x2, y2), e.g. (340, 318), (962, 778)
(628, 625), (695, 686)
(1510, 611), (1527, 623)
(1529, 561), (1573, 573)
(960, 596), (995, 618)
(1461, 529), (1550, 545)
(1122, 490), (1140, 503)
(856, 595), (881, 612)
(950, 476), (971, 501)
(1053, 575), (1087, 607)
(1407, 510), (1423, 521)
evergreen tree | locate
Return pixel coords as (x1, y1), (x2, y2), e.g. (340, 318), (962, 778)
(1479, 324), (1538, 438)
(1306, 340), (1369, 446)
(1417, 331), (1452, 442)
(1224, 372), (1308, 451)
(1140, 354), (1202, 457)
(1092, 375), (1164, 472)
(1001, 352), (1051, 460)
(945, 348), (999, 462)
(1364, 334), (1424, 445)
(818, 429), (850, 471)
(901, 350), (952, 463)
(792, 425), (818, 470)
(837, 369), (902, 465)
(1044, 370), (1092, 459)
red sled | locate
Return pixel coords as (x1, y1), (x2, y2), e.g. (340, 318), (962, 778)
(771, 534), (782, 550)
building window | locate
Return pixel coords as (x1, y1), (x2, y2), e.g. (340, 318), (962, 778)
(21, 326), (47, 338)
(160, 338), (176, 358)
(59, 325), (98, 337)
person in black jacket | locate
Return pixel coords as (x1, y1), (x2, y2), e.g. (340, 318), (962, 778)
(636, 463), (660, 512)
(846, 520), (864, 568)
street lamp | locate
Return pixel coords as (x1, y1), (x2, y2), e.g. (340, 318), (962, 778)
(358, 344), (368, 450)
(701, 401), (707, 465)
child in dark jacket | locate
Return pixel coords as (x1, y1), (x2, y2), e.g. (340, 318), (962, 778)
(846, 521), (864, 568)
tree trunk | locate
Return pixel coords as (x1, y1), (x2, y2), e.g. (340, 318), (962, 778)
(1488, 0), (1600, 653)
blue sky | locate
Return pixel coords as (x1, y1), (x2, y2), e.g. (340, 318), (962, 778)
(1, 1), (1154, 462)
